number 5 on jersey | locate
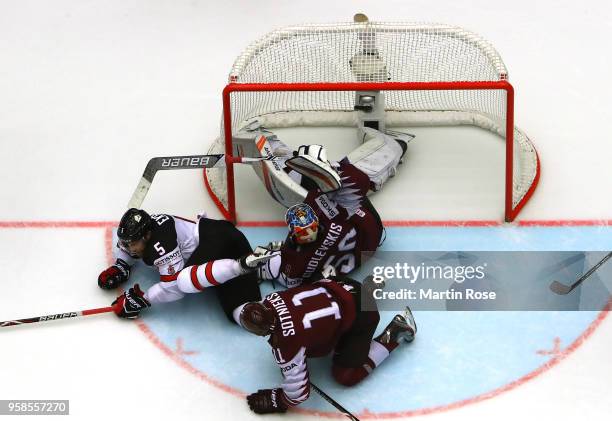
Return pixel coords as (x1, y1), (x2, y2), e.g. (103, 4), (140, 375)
(154, 242), (166, 256)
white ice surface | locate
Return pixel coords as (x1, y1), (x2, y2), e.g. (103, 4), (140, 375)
(0, 1), (611, 421)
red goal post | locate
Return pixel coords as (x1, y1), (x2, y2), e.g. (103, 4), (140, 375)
(219, 81), (538, 223)
(205, 21), (540, 223)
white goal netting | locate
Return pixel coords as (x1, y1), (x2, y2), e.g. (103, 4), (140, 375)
(205, 21), (539, 221)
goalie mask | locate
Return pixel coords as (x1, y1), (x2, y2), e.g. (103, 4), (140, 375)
(285, 203), (319, 244)
(240, 302), (276, 336)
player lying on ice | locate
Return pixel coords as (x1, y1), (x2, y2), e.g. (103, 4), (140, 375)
(257, 139), (407, 288)
(239, 274), (417, 414)
(98, 208), (276, 323)
(231, 121), (413, 206)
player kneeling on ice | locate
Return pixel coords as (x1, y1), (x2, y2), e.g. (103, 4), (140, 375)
(259, 144), (392, 287)
(99, 208), (275, 323)
(239, 276), (417, 414)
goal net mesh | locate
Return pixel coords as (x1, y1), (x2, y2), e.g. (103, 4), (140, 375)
(205, 22), (539, 221)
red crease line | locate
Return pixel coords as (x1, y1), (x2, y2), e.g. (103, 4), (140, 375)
(0, 221), (117, 228)
(0, 219), (610, 229)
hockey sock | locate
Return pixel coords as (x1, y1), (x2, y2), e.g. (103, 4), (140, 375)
(332, 340), (391, 386)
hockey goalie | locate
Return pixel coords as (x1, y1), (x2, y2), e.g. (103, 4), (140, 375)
(249, 125), (410, 288)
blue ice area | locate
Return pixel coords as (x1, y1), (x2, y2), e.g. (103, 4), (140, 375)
(129, 225), (611, 414)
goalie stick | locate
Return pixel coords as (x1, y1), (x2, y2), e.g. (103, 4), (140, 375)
(310, 382), (360, 421)
(0, 306), (113, 328)
(549, 251), (612, 295)
(127, 153), (285, 209)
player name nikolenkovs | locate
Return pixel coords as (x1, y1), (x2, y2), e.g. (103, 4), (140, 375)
(373, 288), (497, 300)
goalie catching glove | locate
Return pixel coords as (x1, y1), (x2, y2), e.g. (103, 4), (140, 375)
(246, 389), (288, 414)
(111, 284), (150, 319)
(285, 145), (341, 193)
(98, 259), (131, 290)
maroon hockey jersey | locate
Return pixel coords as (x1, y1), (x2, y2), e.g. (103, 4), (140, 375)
(280, 160), (383, 286)
(263, 280), (357, 406)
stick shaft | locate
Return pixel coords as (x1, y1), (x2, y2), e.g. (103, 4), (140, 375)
(568, 251), (612, 291)
(310, 382), (360, 421)
(127, 153), (279, 209)
(550, 251), (612, 294)
(0, 306), (114, 328)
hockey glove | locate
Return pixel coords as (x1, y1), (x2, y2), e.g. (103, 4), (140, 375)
(98, 259), (131, 290)
(111, 284), (150, 319)
(246, 388), (288, 414)
(285, 145), (341, 193)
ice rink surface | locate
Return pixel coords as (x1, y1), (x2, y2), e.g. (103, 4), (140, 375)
(1, 1), (611, 420)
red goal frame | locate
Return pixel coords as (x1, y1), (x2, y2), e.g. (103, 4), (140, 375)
(213, 81), (540, 224)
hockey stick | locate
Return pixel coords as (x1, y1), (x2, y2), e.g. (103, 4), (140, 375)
(310, 382), (360, 421)
(127, 153), (285, 209)
(550, 251), (612, 295)
(0, 306), (114, 328)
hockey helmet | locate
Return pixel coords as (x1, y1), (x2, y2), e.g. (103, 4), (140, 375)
(240, 302), (276, 336)
(285, 203), (319, 244)
(117, 208), (152, 248)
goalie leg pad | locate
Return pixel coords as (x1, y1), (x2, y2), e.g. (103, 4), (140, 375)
(232, 124), (308, 208)
(347, 127), (413, 191)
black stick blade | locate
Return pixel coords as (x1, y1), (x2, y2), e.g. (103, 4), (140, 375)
(550, 280), (572, 295)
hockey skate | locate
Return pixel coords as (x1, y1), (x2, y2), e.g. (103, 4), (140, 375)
(375, 307), (417, 345)
(239, 246), (280, 274)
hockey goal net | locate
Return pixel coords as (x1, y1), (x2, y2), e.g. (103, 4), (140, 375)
(205, 21), (540, 223)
